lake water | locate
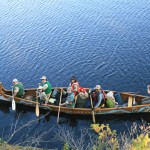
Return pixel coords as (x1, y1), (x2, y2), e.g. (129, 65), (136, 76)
(0, 0), (150, 149)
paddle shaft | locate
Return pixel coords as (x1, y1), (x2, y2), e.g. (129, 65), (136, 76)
(57, 89), (62, 123)
(36, 91), (40, 117)
(90, 95), (96, 123)
(12, 86), (16, 110)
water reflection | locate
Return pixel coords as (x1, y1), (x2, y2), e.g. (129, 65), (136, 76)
(0, 102), (10, 113)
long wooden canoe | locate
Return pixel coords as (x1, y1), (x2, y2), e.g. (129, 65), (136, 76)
(0, 82), (150, 115)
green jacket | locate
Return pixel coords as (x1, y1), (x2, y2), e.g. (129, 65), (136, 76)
(43, 81), (52, 94)
(106, 99), (115, 108)
(13, 82), (24, 97)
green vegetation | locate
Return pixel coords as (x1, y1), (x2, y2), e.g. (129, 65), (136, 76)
(0, 141), (41, 150)
(91, 124), (119, 149)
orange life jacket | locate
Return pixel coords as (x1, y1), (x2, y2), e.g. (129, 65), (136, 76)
(71, 82), (87, 95)
(71, 82), (80, 95)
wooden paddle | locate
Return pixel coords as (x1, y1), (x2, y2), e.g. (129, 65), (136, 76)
(57, 89), (62, 123)
(36, 91), (40, 117)
(12, 86), (16, 110)
(74, 94), (78, 105)
(90, 95), (96, 123)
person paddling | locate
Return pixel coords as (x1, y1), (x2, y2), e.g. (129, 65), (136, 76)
(140, 85), (150, 104)
(88, 85), (105, 108)
(40, 76), (52, 103)
(12, 79), (24, 98)
(37, 86), (49, 104)
(60, 87), (75, 108)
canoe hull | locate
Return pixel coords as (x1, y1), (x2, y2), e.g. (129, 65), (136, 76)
(0, 82), (150, 115)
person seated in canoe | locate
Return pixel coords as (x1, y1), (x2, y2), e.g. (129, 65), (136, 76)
(141, 85), (150, 104)
(60, 87), (75, 108)
(86, 85), (106, 108)
(105, 91), (118, 108)
(12, 78), (24, 98)
(75, 90), (89, 108)
(39, 76), (52, 103)
(37, 86), (49, 105)
(69, 76), (80, 95)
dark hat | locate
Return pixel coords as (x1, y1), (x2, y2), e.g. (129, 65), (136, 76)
(71, 76), (77, 80)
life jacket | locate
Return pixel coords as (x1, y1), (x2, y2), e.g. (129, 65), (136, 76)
(78, 86), (87, 93)
(71, 82), (87, 95)
(71, 82), (80, 95)
(92, 92), (97, 101)
(92, 89), (106, 101)
(43, 81), (52, 94)
(13, 82), (24, 97)
(101, 89), (106, 100)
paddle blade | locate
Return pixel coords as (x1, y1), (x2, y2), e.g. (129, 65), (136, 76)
(12, 98), (16, 110)
(36, 103), (39, 117)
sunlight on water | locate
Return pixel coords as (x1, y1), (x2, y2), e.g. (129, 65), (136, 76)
(0, 0), (150, 148)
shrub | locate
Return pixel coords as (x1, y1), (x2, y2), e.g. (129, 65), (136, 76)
(91, 124), (119, 150)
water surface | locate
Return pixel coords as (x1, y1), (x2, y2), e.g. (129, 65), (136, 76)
(0, 0), (150, 149)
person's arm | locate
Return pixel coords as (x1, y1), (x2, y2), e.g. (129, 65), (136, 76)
(147, 85), (150, 94)
(94, 93), (103, 108)
(43, 84), (48, 90)
(60, 101), (67, 106)
(13, 87), (19, 97)
(89, 89), (96, 94)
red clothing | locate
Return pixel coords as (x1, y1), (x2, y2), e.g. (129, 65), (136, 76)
(70, 82), (80, 95)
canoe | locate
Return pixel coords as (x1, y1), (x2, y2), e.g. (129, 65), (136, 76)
(0, 82), (150, 115)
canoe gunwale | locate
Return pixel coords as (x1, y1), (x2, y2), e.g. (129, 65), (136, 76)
(0, 83), (150, 115)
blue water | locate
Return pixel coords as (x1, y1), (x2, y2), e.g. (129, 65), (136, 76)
(0, 0), (150, 149)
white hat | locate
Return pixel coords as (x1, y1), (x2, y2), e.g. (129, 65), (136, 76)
(106, 91), (114, 99)
(13, 79), (18, 82)
(40, 76), (47, 80)
(95, 85), (101, 90)
(38, 86), (43, 90)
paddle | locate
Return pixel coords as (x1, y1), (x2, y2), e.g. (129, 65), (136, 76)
(90, 94), (96, 123)
(74, 94), (78, 105)
(12, 86), (16, 110)
(57, 88), (62, 123)
(36, 91), (40, 117)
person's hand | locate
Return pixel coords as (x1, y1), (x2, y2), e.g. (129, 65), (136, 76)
(92, 108), (95, 111)
(147, 85), (150, 89)
(88, 89), (91, 94)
